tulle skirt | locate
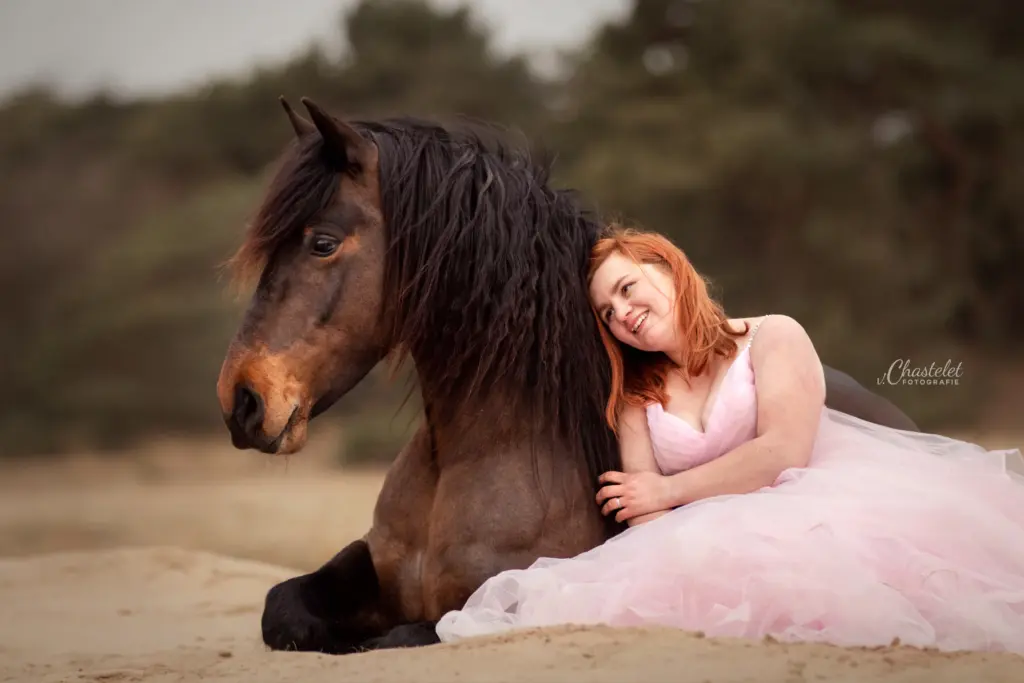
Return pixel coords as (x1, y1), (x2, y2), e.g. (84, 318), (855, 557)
(435, 409), (1024, 653)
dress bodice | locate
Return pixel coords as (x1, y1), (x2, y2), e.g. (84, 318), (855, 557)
(645, 329), (762, 475)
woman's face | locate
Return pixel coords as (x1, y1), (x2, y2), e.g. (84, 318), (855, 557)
(589, 250), (677, 353)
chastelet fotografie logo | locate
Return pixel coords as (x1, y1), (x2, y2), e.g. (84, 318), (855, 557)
(877, 359), (963, 387)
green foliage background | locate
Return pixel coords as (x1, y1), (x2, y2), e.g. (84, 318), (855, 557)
(3, 0), (1021, 460)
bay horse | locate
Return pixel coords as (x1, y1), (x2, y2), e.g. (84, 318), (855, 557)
(216, 97), (919, 654)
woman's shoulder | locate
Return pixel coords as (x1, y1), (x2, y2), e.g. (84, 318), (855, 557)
(737, 314), (822, 383)
(727, 314), (808, 351)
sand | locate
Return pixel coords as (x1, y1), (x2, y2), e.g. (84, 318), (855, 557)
(2, 433), (1023, 683)
(1, 546), (1023, 683)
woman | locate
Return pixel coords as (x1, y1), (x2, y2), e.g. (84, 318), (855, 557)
(435, 226), (1024, 652)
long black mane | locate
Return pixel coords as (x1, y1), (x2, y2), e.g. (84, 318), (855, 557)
(235, 116), (621, 495)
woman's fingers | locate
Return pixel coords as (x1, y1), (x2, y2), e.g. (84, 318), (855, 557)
(601, 497), (625, 517)
(598, 471), (626, 485)
(595, 484), (624, 505)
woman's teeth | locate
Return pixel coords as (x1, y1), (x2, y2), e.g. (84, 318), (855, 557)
(632, 312), (648, 334)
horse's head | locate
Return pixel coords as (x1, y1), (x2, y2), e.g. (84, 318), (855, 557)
(217, 98), (388, 454)
(218, 100), (620, 500)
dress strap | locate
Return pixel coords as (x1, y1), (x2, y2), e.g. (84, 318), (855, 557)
(742, 315), (771, 352)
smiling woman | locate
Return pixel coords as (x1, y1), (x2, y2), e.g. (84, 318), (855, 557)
(587, 226), (749, 430)
(436, 225), (1024, 656)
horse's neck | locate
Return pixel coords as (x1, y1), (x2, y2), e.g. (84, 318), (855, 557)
(411, 347), (614, 541)
(418, 377), (586, 475)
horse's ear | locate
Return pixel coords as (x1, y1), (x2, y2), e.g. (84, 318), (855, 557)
(279, 96), (315, 138)
(301, 97), (372, 172)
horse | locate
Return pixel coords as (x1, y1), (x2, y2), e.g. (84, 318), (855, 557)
(215, 97), (920, 654)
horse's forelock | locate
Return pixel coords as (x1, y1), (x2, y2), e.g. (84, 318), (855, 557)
(228, 136), (341, 289)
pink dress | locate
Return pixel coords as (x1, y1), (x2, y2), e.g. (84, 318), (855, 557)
(435, 327), (1024, 653)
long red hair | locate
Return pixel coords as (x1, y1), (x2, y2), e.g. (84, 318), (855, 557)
(588, 225), (748, 431)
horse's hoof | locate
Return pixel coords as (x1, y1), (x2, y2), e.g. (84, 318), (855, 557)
(362, 621), (441, 650)
(262, 578), (355, 654)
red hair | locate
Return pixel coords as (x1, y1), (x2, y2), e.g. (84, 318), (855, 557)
(588, 225), (748, 431)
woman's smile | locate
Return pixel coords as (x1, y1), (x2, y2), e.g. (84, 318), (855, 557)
(630, 311), (649, 335)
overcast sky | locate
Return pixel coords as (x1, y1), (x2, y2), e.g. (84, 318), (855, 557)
(0, 0), (630, 101)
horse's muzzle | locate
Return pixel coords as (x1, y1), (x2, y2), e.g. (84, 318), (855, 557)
(224, 383), (296, 453)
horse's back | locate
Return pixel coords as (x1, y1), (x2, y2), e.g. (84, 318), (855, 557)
(822, 365), (920, 432)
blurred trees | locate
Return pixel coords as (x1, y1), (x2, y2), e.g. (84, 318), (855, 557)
(1, 0), (1021, 457)
(552, 0), (1023, 416)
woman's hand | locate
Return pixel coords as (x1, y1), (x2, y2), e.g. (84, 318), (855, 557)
(596, 470), (675, 523)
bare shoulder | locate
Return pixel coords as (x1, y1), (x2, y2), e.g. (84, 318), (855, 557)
(747, 314), (825, 387)
(750, 314), (813, 350)
(724, 315), (804, 351)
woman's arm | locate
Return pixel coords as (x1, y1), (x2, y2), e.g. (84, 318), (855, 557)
(664, 314), (826, 506)
(604, 403), (670, 526)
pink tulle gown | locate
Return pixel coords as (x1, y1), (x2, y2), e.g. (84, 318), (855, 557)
(435, 324), (1024, 653)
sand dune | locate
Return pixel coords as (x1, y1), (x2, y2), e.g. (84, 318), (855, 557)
(2, 546), (1022, 683)
(2, 432), (1022, 683)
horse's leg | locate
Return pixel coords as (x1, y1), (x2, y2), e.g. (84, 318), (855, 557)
(415, 437), (606, 635)
(261, 424), (438, 654)
(359, 621), (441, 650)
(823, 364), (919, 431)
(261, 538), (386, 654)
(352, 423), (444, 650)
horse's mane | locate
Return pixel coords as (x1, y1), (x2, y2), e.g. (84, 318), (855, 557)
(231, 116), (621, 496)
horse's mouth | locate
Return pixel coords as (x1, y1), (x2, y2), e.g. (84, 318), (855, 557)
(263, 406), (305, 455)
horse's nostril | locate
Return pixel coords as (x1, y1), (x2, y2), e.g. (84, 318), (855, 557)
(233, 384), (265, 436)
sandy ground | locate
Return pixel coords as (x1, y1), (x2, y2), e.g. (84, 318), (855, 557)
(1, 429), (1023, 683)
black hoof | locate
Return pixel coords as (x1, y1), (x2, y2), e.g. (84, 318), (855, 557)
(361, 621), (441, 650)
(262, 576), (359, 654)
(261, 539), (384, 655)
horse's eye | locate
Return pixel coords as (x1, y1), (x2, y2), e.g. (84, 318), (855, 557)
(310, 234), (339, 257)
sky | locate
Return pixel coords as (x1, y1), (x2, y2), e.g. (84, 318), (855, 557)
(0, 0), (630, 101)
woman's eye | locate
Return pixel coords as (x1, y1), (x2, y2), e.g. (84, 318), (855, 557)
(310, 234), (340, 257)
(622, 282), (633, 295)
